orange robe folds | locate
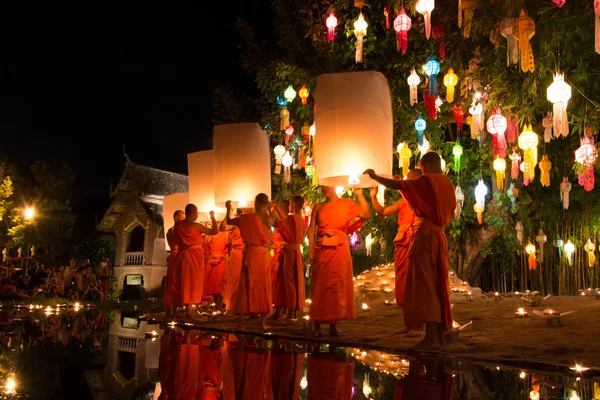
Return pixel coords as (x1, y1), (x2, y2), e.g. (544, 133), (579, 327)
(269, 229), (285, 297)
(224, 228), (244, 310)
(271, 350), (304, 400)
(174, 221), (206, 305)
(164, 227), (179, 307)
(159, 331), (177, 399)
(310, 198), (363, 324)
(231, 213), (273, 314)
(174, 335), (201, 399)
(273, 214), (307, 310)
(394, 200), (416, 306)
(399, 175), (456, 331)
(307, 355), (354, 400)
(199, 338), (223, 399)
(232, 346), (273, 399)
(205, 232), (229, 296)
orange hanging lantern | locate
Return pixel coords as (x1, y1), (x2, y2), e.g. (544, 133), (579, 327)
(473, 203), (484, 224)
(525, 242), (537, 271)
(299, 85), (310, 105)
(493, 157), (506, 190)
(517, 125), (538, 185)
(539, 155), (552, 187)
(512, 10), (536, 73)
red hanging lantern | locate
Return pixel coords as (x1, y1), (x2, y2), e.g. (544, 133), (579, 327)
(393, 9), (411, 54)
(432, 20), (446, 59)
(423, 90), (437, 120)
(384, 7), (391, 30)
(506, 114), (519, 144)
(326, 13), (338, 42)
(453, 103), (465, 132)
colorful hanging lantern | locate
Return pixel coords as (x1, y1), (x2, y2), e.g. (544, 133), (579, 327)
(584, 239), (596, 267)
(509, 149), (521, 180)
(517, 125), (538, 184)
(515, 221), (524, 243)
(453, 142), (463, 172)
(393, 9), (411, 54)
(424, 56), (440, 96)
(507, 114), (519, 144)
(475, 179), (487, 208)
(469, 99), (484, 142)
(280, 107), (290, 131)
(564, 240), (575, 266)
(299, 85), (309, 105)
(384, 7), (391, 30)
(575, 136), (597, 191)
(473, 202), (484, 224)
(552, 0), (566, 7)
(499, 18), (519, 66)
(596, 1), (600, 54)
(415, 115), (426, 145)
(507, 183), (518, 213)
(443, 68), (458, 103)
(326, 12), (338, 42)
(493, 157), (506, 190)
(453, 103), (465, 132)
(365, 233), (373, 256)
(455, 186), (464, 220)
(525, 242), (537, 270)
(546, 73), (571, 137)
(536, 229), (547, 263)
(416, 0), (435, 39)
(512, 10), (536, 73)
(354, 13), (368, 63)
(284, 85), (296, 103)
(458, 0), (475, 38)
(553, 235), (564, 259)
(432, 20), (446, 58)
(486, 107), (508, 158)
(542, 112), (553, 143)
(398, 142), (412, 177)
(407, 68), (421, 106)
(560, 177), (571, 209)
(539, 155), (552, 187)
(274, 144), (286, 174)
(418, 136), (430, 155)
(282, 151), (293, 183)
(285, 124), (294, 145)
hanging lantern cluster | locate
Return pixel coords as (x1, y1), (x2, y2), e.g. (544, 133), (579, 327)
(517, 125), (538, 186)
(354, 13), (368, 63)
(407, 69), (421, 106)
(575, 136), (597, 191)
(546, 73), (571, 137)
(394, 9), (411, 54)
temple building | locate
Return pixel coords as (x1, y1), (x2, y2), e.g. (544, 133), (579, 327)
(97, 157), (188, 295)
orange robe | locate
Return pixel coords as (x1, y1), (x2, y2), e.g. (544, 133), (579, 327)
(173, 221), (206, 305)
(399, 174), (456, 331)
(310, 198), (363, 324)
(174, 335), (201, 399)
(232, 346), (273, 399)
(272, 350), (304, 400)
(159, 331), (177, 399)
(269, 228), (285, 297)
(205, 232), (229, 296)
(273, 214), (307, 310)
(223, 228), (244, 310)
(231, 213), (273, 314)
(220, 340), (236, 400)
(164, 227), (179, 307)
(307, 355), (354, 400)
(199, 338), (223, 400)
(394, 199), (416, 306)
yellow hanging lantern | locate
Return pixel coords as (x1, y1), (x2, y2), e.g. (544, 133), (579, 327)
(517, 125), (538, 184)
(584, 238), (596, 267)
(458, 0), (476, 38)
(280, 107), (290, 131)
(512, 10), (536, 73)
(443, 68), (459, 103)
(493, 157), (506, 190)
(539, 155), (552, 187)
(397, 142), (411, 177)
(354, 13), (368, 63)
(473, 203), (484, 224)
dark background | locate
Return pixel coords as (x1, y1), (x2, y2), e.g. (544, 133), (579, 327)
(0, 3), (275, 236)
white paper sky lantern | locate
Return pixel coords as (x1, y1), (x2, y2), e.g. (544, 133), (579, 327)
(213, 123), (271, 208)
(314, 71), (393, 188)
(187, 150), (226, 220)
(162, 192), (189, 251)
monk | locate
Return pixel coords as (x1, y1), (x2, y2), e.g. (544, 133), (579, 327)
(158, 328), (178, 400)
(370, 170), (423, 338)
(272, 195), (307, 321)
(307, 186), (371, 337)
(220, 208), (245, 311)
(268, 200), (289, 320)
(204, 230), (230, 314)
(173, 204), (219, 319)
(271, 339), (305, 399)
(231, 336), (273, 398)
(164, 210), (185, 319)
(365, 151), (456, 349)
(225, 193), (275, 330)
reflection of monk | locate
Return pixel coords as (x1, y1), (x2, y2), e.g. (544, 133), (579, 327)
(307, 186), (371, 337)
(165, 210), (185, 319)
(199, 336), (224, 400)
(158, 329), (178, 400)
(205, 231), (230, 313)
(174, 330), (201, 399)
(370, 170), (423, 338)
(173, 204), (219, 319)
(271, 340), (304, 400)
(366, 152), (456, 349)
(231, 338), (273, 399)
(394, 356), (454, 400)
(269, 201), (288, 320)
(307, 352), (354, 400)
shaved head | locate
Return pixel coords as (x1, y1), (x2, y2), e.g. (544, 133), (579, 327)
(255, 193), (269, 210)
(184, 204), (199, 222)
(173, 210), (185, 222)
(420, 152), (443, 173)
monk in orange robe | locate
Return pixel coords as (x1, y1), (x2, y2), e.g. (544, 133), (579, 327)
(174, 330), (201, 399)
(272, 195), (307, 321)
(370, 170), (423, 337)
(268, 201), (289, 320)
(271, 339), (304, 400)
(173, 204), (219, 319)
(307, 187), (371, 337)
(204, 231), (230, 314)
(225, 193), (275, 330)
(164, 210), (185, 319)
(365, 151), (456, 349)
(220, 209), (245, 311)
(307, 351), (354, 400)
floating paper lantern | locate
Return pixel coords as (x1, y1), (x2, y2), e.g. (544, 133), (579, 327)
(546, 73), (571, 137)
(560, 177), (571, 209)
(397, 142), (411, 177)
(473, 202), (483, 224)
(475, 179), (487, 208)
(213, 123), (271, 208)
(458, 0), (475, 38)
(509, 150), (521, 180)
(539, 155), (552, 187)
(584, 239), (596, 267)
(163, 192), (189, 251)
(515, 221), (524, 243)
(354, 13), (368, 63)
(455, 186), (464, 220)
(453, 142), (463, 172)
(416, 0), (435, 39)
(188, 150), (226, 220)
(487, 108), (508, 158)
(417, 136), (430, 155)
(443, 68), (458, 103)
(415, 115), (426, 145)
(518, 126), (538, 184)
(299, 85), (310, 105)
(493, 157), (506, 190)
(536, 229), (547, 263)
(284, 85), (296, 103)
(407, 68), (421, 106)
(499, 18), (519, 67)
(393, 9), (411, 54)
(564, 240), (575, 266)
(273, 145), (286, 174)
(525, 242), (537, 270)
(575, 136), (597, 191)
(326, 12), (338, 42)
(314, 71), (392, 188)
(424, 56), (440, 96)
(512, 10), (536, 73)
(282, 151), (293, 184)
(542, 112), (553, 143)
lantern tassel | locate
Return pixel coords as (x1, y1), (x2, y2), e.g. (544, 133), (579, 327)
(275, 163), (282, 175)
(447, 86), (454, 103)
(496, 168), (505, 190)
(356, 36), (364, 63)
(410, 85), (418, 106)
(284, 164), (291, 184)
(398, 30), (408, 54)
(429, 74), (438, 96)
(552, 102), (569, 137)
(528, 253), (537, 271)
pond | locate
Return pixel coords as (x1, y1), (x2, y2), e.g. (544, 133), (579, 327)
(0, 304), (597, 399)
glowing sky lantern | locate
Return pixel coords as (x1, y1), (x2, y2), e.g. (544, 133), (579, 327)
(213, 123), (271, 208)
(564, 240), (575, 266)
(415, 115), (426, 145)
(407, 68), (421, 106)
(354, 13), (368, 63)
(493, 157), (506, 190)
(518, 125), (538, 185)
(162, 192), (189, 251)
(584, 238), (596, 267)
(424, 56), (440, 96)
(536, 229), (547, 263)
(314, 71), (392, 188)
(397, 142), (411, 177)
(188, 150), (226, 221)
(326, 12), (338, 42)
(512, 10), (536, 73)
(486, 107), (508, 158)
(393, 9), (411, 54)
(575, 136), (597, 191)
(299, 85), (310, 105)
(416, 0), (435, 39)
(443, 68), (458, 103)
(546, 73), (571, 137)
(525, 242), (537, 270)
(475, 179), (487, 208)
(453, 142), (463, 172)
(539, 155), (552, 187)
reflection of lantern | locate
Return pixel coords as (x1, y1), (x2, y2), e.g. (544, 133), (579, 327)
(398, 142), (411, 177)
(416, 0), (435, 39)
(512, 10), (536, 73)
(509, 150), (521, 180)
(285, 124), (294, 145)
(525, 242), (536, 270)
(407, 68), (421, 106)
(536, 229), (547, 263)
(282, 151), (293, 184)
(443, 68), (458, 103)
(455, 186), (464, 220)
(299, 85), (309, 105)
(326, 12), (338, 42)
(314, 71), (392, 188)
(393, 9), (411, 54)
(274, 145), (286, 174)
(560, 177), (571, 209)
(539, 155), (552, 187)
(518, 126), (538, 185)
(214, 123), (271, 208)
(424, 56), (440, 96)
(415, 115), (426, 145)
(564, 240), (575, 266)
(486, 108), (508, 158)
(542, 111), (553, 143)
(575, 136), (597, 191)
(284, 85), (296, 102)
(418, 136), (430, 155)
(473, 202), (483, 224)
(584, 238), (596, 267)
(475, 179), (487, 208)
(354, 13), (368, 63)
(515, 221), (524, 243)
(493, 157), (506, 190)
(163, 192), (189, 251)
(547, 73), (571, 137)
(453, 142), (463, 172)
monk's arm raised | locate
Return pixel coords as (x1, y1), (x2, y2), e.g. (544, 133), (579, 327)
(369, 187), (400, 217)
(355, 188), (372, 219)
(224, 201), (240, 227)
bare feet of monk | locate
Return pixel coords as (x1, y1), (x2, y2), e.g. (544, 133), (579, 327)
(394, 326), (410, 335)
(277, 309), (289, 320)
(329, 324), (342, 337)
(406, 329), (424, 338)
(415, 323), (441, 349)
(260, 315), (271, 330)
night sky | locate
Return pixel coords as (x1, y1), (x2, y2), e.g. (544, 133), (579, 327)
(1, 4), (274, 235)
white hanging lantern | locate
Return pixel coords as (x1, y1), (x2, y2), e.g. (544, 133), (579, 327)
(564, 240), (575, 265)
(546, 73), (571, 137)
(282, 151), (293, 184)
(273, 145), (286, 174)
(354, 13), (368, 63)
(407, 68), (421, 106)
(416, 0), (435, 39)
(475, 179), (487, 208)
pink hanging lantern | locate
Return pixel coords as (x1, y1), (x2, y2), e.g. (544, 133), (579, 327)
(285, 124), (294, 145)
(509, 149), (521, 180)
(326, 12), (338, 42)
(432, 20), (446, 58)
(393, 9), (412, 55)
(552, 0), (566, 6)
(486, 107), (508, 158)
(575, 136), (597, 191)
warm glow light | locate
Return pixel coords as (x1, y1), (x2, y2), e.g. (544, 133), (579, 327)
(24, 207), (35, 220)
(300, 375), (308, 390)
(361, 303), (369, 310)
(570, 364), (590, 372)
(5, 377), (15, 393)
(519, 372), (526, 379)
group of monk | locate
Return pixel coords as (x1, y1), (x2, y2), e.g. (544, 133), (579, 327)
(163, 151), (454, 350)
